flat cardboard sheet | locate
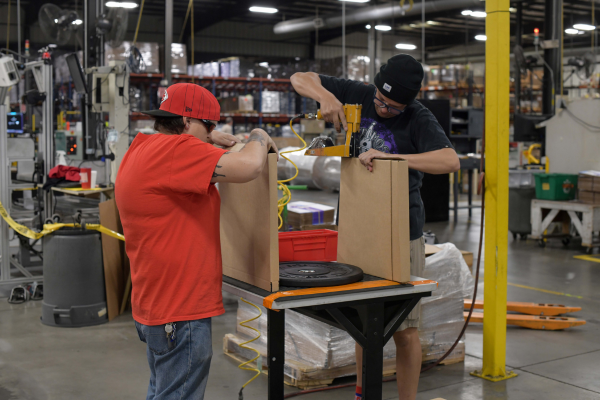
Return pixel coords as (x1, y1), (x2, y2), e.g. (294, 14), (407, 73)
(338, 158), (410, 282)
(220, 153), (279, 292)
(99, 200), (128, 321)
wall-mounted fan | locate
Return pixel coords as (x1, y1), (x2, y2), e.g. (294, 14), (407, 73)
(513, 45), (538, 75)
(96, 8), (129, 48)
(38, 4), (80, 45)
(567, 51), (596, 79)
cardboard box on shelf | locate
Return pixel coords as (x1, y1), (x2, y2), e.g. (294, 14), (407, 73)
(220, 145), (279, 292)
(170, 43), (188, 74)
(238, 95), (254, 112)
(287, 201), (336, 229)
(301, 119), (325, 134)
(578, 172), (600, 192)
(338, 158), (410, 282)
(579, 190), (600, 204)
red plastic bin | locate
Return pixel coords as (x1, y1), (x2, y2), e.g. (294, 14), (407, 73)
(278, 229), (338, 262)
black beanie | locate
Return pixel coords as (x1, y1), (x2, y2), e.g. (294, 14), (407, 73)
(374, 54), (424, 105)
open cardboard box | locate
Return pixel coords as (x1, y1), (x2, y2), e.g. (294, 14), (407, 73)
(219, 152), (412, 291)
(220, 145), (280, 292)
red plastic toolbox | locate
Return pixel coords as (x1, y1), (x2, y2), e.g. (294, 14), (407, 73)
(278, 229), (338, 262)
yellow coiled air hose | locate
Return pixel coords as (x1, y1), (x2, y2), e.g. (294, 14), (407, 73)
(277, 115), (308, 230)
(237, 298), (264, 400)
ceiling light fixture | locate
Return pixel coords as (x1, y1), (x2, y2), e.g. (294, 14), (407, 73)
(462, 10), (472, 16)
(249, 6), (278, 13)
(396, 43), (417, 50)
(565, 28), (580, 35)
(72, 19), (83, 25)
(338, 0), (370, 2)
(509, 7), (517, 13)
(470, 11), (486, 18)
(475, 34), (487, 41)
(573, 23), (596, 31)
(105, 1), (139, 8)
(375, 25), (392, 31)
(365, 24), (371, 29)
(259, 62), (269, 67)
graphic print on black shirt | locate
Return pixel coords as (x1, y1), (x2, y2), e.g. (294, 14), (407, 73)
(358, 119), (396, 155)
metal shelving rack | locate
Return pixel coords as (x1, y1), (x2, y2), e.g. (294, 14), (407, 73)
(129, 74), (301, 127)
(0, 62), (53, 291)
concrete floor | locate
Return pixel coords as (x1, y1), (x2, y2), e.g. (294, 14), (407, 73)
(1, 192), (599, 400)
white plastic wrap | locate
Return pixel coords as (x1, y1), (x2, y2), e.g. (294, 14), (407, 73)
(230, 242), (474, 378)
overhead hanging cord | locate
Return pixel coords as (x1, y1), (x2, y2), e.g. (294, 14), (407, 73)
(132, 0), (145, 45)
(6, 0), (10, 50)
(178, 0), (193, 43)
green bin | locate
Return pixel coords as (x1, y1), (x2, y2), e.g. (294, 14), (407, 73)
(534, 173), (578, 200)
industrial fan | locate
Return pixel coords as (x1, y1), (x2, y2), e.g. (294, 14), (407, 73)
(567, 52), (596, 80)
(38, 4), (81, 45)
(96, 8), (129, 48)
(513, 45), (538, 75)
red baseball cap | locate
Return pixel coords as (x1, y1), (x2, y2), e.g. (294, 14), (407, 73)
(142, 83), (221, 121)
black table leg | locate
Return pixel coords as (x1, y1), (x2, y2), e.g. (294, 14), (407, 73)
(268, 308), (285, 400)
(453, 170), (459, 223)
(362, 303), (385, 400)
(468, 169), (473, 218)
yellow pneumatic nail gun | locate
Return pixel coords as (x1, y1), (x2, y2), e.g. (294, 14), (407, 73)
(303, 104), (362, 158)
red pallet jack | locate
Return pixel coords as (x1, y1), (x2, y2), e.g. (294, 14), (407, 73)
(464, 300), (586, 330)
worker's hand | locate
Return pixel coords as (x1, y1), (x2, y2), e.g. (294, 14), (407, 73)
(358, 149), (388, 172)
(250, 128), (280, 161)
(319, 93), (348, 133)
(209, 130), (241, 147)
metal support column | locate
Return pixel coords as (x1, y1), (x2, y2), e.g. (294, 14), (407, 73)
(542, 0), (562, 115)
(367, 23), (376, 83)
(40, 64), (53, 221)
(342, 1), (346, 79)
(267, 308), (285, 400)
(164, 0), (173, 86)
(0, 108), (10, 289)
(514, 2), (523, 114)
(471, 0), (517, 382)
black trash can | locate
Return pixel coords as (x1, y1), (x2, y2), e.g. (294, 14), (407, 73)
(41, 228), (108, 327)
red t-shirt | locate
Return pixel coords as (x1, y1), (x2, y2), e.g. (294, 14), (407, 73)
(115, 133), (227, 325)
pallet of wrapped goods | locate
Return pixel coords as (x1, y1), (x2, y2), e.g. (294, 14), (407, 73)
(226, 243), (473, 388)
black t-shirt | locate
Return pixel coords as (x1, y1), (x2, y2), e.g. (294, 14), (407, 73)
(319, 75), (453, 240)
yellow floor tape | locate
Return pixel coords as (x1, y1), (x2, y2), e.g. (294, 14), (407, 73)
(573, 254), (600, 264)
(508, 282), (583, 299)
(0, 200), (124, 242)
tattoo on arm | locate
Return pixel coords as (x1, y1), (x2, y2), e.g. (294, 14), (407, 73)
(223, 151), (231, 155)
(247, 132), (266, 147)
(212, 164), (226, 178)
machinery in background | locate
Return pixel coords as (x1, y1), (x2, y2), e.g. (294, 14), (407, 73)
(65, 53), (130, 183)
(0, 55), (54, 292)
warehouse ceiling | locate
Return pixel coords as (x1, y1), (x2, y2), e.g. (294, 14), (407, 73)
(10, 0), (600, 58)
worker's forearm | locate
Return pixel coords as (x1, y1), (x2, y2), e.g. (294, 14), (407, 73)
(391, 149), (460, 174)
(290, 72), (334, 103)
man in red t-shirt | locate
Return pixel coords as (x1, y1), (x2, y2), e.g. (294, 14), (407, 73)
(115, 83), (278, 400)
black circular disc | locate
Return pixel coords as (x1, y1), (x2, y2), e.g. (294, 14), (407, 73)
(279, 261), (364, 287)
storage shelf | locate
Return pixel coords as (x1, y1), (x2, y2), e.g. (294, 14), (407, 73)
(130, 111), (296, 123)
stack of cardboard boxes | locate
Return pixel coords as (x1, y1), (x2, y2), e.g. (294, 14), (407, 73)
(286, 201), (336, 231)
(578, 171), (600, 204)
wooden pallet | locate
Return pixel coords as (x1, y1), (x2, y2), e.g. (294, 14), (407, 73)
(223, 333), (464, 389)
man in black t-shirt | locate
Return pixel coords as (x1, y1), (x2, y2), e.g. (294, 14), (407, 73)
(291, 54), (459, 400)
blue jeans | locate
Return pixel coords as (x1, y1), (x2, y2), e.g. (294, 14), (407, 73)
(135, 318), (213, 400)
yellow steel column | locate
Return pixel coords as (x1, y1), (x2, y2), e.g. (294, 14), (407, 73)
(470, 0), (517, 382)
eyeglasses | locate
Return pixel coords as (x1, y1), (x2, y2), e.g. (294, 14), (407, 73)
(373, 97), (404, 116)
(199, 119), (216, 132)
